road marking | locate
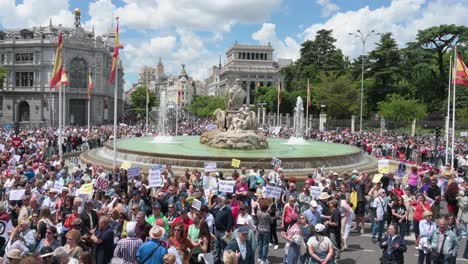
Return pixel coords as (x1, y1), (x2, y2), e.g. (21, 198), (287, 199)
(362, 249), (376, 252)
(414, 254), (468, 262)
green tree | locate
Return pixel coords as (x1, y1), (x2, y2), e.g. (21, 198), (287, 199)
(366, 32), (402, 111)
(129, 86), (157, 114)
(378, 94), (427, 123)
(187, 95), (227, 117)
(254, 86), (294, 114)
(0, 66), (7, 90)
(315, 72), (359, 119)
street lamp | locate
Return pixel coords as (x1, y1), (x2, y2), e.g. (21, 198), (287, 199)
(348, 29), (379, 132)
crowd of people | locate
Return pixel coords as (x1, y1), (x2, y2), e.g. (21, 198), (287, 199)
(0, 122), (467, 264)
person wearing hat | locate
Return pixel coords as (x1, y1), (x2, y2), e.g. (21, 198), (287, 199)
(303, 200), (322, 226)
(147, 203), (170, 233)
(307, 224), (334, 264)
(128, 190), (146, 214)
(114, 221), (143, 264)
(237, 204), (256, 231)
(317, 192), (331, 220)
(233, 217), (257, 258)
(5, 248), (23, 264)
(225, 226), (254, 264)
(39, 246), (54, 264)
(417, 211), (436, 263)
(42, 187), (59, 214)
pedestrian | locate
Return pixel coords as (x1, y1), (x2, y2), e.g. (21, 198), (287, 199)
(212, 196), (233, 264)
(256, 199), (272, 264)
(325, 199), (341, 263)
(280, 213), (303, 264)
(413, 194), (432, 241)
(391, 197), (407, 238)
(428, 218), (459, 264)
(418, 211), (436, 264)
(282, 196), (299, 232)
(225, 226), (254, 264)
(307, 223), (334, 264)
(136, 225), (168, 264)
(379, 224), (407, 264)
(372, 189), (388, 243)
(91, 216), (114, 264)
(268, 198), (279, 250)
(113, 221), (143, 264)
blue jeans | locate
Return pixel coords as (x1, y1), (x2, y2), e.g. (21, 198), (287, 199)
(372, 220), (384, 241)
(258, 231), (270, 261)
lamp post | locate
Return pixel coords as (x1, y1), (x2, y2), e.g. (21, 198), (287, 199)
(349, 29), (379, 132)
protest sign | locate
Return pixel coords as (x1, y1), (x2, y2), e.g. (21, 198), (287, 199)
(271, 157), (282, 167)
(309, 186), (322, 198)
(95, 177), (110, 191)
(0, 144), (4, 151)
(378, 159), (390, 173)
(372, 173), (384, 183)
(148, 169), (163, 187)
(11, 137), (22, 147)
(231, 159), (241, 168)
(127, 167), (141, 178)
(204, 162), (217, 172)
(13, 155), (21, 163)
(0, 219), (13, 240)
(9, 189), (25, 200)
(203, 176), (217, 191)
(219, 180), (236, 193)
(151, 164), (164, 171)
(68, 157), (79, 164)
(461, 131), (468, 137)
(79, 183), (94, 194)
(192, 199), (202, 210)
(264, 185), (282, 199)
(120, 161), (132, 170)
(53, 182), (63, 193)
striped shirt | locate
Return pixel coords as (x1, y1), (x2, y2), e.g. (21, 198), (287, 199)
(113, 236), (143, 264)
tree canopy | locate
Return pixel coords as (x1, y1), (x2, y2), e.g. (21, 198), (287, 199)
(187, 95), (227, 117)
(129, 86), (157, 114)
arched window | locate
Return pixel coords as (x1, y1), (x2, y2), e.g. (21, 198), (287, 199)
(18, 101), (29, 122)
(69, 57), (88, 89)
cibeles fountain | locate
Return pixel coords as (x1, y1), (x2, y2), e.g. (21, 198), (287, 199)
(200, 79), (268, 149)
(81, 79), (378, 177)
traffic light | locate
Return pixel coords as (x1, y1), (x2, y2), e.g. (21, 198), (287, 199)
(435, 127), (441, 138)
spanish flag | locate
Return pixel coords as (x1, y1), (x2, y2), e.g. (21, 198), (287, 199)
(88, 69), (93, 100)
(455, 52), (468, 86)
(49, 32), (63, 89)
(109, 20), (120, 84)
(60, 67), (68, 86)
(177, 81), (182, 106)
(277, 82), (281, 105)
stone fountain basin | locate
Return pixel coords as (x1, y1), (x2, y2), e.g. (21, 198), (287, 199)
(81, 136), (378, 177)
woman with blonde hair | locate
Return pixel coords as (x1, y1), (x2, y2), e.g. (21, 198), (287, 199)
(163, 253), (177, 264)
(223, 250), (238, 264)
(64, 229), (83, 258)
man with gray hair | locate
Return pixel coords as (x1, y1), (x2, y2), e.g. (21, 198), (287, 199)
(53, 246), (78, 264)
(428, 218), (459, 264)
(114, 221), (142, 264)
(18, 220), (36, 251)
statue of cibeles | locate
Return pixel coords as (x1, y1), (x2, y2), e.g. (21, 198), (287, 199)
(227, 79), (246, 111)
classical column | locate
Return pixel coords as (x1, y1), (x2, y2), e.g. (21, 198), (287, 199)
(286, 113), (290, 128)
(273, 113), (277, 126)
(411, 118), (416, 137)
(319, 111), (327, 131)
(262, 107), (266, 126)
(257, 106), (261, 125)
(351, 115), (355, 133)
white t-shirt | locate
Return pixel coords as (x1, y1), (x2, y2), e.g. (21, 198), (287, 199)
(372, 196), (387, 221)
(307, 236), (332, 254)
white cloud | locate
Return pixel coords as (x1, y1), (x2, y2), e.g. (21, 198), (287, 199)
(302, 0), (468, 59)
(115, 0), (281, 33)
(83, 0), (116, 34)
(252, 23), (300, 60)
(0, 0), (74, 28)
(316, 0), (339, 17)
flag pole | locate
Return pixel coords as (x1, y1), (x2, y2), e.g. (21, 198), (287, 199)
(446, 55), (452, 164)
(306, 78), (310, 133)
(63, 65), (66, 127)
(176, 101), (179, 136)
(451, 48), (457, 169)
(277, 80), (280, 127)
(145, 66), (149, 134)
(88, 67), (91, 133)
(113, 17), (119, 169)
(58, 68), (63, 160)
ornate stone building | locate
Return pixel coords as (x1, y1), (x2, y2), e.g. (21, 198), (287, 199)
(207, 42), (292, 104)
(0, 9), (124, 127)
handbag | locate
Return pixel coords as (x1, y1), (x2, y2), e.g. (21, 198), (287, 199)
(430, 234), (447, 262)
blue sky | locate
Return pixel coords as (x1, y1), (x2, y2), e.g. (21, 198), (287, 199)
(1, 0), (467, 90)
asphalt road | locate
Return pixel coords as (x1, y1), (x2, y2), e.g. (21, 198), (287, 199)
(266, 225), (468, 264)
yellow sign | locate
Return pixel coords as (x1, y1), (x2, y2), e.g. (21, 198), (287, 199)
(378, 159), (389, 174)
(231, 159), (241, 168)
(372, 173), (383, 183)
(120, 161), (132, 170)
(79, 183), (93, 194)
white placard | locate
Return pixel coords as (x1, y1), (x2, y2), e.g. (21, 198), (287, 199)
(9, 189), (25, 200)
(13, 155), (21, 163)
(309, 186), (322, 198)
(0, 144), (4, 151)
(192, 199), (202, 210)
(203, 176), (218, 190)
(204, 162), (217, 172)
(264, 185), (282, 199)
(94, 177), (110, 191)
(148, 169), (163, 187)
(54, 182), (63, 193)
(378, 159), (390, 173)
(271, 157), (282, 167)
(68, 157), (79, 164)
(461, 131), (468, 137)
(127, 167), (141, 178)
(219, 180), (236, 193)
